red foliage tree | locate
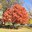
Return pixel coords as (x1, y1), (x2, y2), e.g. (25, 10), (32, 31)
(3, 4), (29, 24)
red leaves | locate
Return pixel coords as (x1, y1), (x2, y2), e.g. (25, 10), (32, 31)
(3, 4), (29, 24)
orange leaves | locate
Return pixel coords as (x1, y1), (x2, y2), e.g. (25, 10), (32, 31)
(3, 4), (29, 24)
(14, 4), (22, 10)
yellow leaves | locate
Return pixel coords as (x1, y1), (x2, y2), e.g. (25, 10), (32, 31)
(0, 3), (3, 9)
(29, 19), (32, 24)
(10, 0), (16, 2)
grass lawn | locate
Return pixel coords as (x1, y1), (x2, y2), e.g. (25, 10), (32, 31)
(0, 27), (32, 32)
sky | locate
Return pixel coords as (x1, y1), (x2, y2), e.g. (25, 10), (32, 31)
(19, 0), (32, 12)
(24, 0), (32, 10)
